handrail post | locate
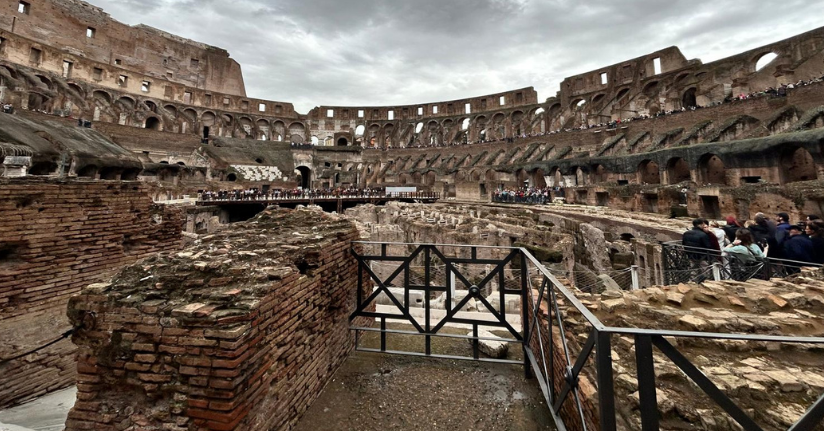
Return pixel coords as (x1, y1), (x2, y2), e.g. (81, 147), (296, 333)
(596, 330), (617, 431)
(712, 262), (722, 281)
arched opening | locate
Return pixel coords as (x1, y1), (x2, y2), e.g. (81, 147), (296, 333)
(121, 168), (141, 181)
(289, 122), (306, 143)
(29, 162), (56, 176)
(296, 166), (311, 189)
(92, 90), (112, 105)
(572, 99), (586, 110)
(424, 171), (436, 186)
(533, 168), (547, 188)
(77, 165), (98, 178)
(311, 136), (319, 146)
(144, 100), (157, 113)
(698, 154), (727, 185)
(591, 164), (608, 183)
(642, 81), (660, 97)
(484, 169), (498, 182)
(99, 167), (121, 180)
(780, 146), (818, 184)
(461, 118), (470, 131)
(638, 160), (660, 184)
(682, 88), (697, 109)
(666, 157), (691, 184)
(116, 96), (135, 111)
(226, 173), (237, 182)
(27, 93), (48, 111)
(336, 137), (348, 147)
(415, 122), (424, 134)
(145, 117), (161, 130)
(616, 88), (630, 103)
(755, 52), (778, 72)
(355, 125), (365, 137)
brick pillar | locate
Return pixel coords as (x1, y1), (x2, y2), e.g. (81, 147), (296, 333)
(65, 208), (371, 431)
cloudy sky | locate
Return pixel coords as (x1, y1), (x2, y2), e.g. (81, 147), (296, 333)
(91, 0), (824, 113)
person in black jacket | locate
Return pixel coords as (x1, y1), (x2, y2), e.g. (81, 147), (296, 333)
(723, 216), (741, 242)
(804, 221), (824, 265)
(683, 218), (713, 261)
(783, 225), (816, 273)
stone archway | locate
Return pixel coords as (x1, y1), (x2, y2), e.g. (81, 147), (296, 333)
(698, 154), (727, 186)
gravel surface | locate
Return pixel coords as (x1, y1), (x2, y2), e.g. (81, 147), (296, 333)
(293, 351), (554, 431)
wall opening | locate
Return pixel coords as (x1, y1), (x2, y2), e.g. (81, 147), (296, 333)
(638, 160), (660, 184)
(145, 117), (161, 130)
(682, 88), (697, 109)
(755, 52), (778, 72)
(701, 196), (721, 219)
(337, 137), (348, 146)
(29, 162), (56, 176)
(296, 166), (311, 189)
(666, 157), (691, 184)
(698, 154), (727, 185)
(781, 146), (817, 184)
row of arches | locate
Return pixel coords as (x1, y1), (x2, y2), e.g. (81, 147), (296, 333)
(365, 145), (819, 189)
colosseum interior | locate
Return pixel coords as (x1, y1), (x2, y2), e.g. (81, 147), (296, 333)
(0, 0), (823, 430)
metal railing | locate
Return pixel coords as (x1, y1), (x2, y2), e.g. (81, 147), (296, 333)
(662, 241), (822, 285)
(350, 241), (824, 431)
(198, 191), (440, 203)
(492, 193), (552, 205)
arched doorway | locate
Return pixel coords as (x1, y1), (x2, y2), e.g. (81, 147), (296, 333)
(781, 146), (818, 184)
(698, 154), (727, 185)
(296, 166), (312, 189)
(682, 88), (697, 109)
(638, 160), (660, 184)
(145, 117), (161, 130)
(337, 137), (348, 146)
(666, 157), (691, 184)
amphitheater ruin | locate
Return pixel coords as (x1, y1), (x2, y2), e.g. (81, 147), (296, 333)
(0, 0), (823, 430)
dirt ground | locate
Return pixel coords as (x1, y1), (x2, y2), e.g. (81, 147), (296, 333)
(293, 324), (554, 431)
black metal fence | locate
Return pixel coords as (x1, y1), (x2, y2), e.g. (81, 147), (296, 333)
(350, 241), (824, 431)
(492, 193), (551, 205)
(662, 241), (822, 285)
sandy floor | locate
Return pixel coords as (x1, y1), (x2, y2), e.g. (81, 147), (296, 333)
(294, 323), (554, 431)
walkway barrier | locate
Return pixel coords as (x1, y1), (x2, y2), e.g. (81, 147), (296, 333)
(492, 194), (552, 205)
(662, 241), (822, 285)
(198, 191), (440, 203)
(349, 241), (824, 431)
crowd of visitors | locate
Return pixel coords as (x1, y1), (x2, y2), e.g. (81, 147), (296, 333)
(375, 74), (824, 151)
(200, 187), (385, 201)
(492, 187), (556, 204)
(682, 213), (824, 269)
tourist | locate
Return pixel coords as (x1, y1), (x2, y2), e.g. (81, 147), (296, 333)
(723, 216), (740, 242)
(776, 213), (792, 244)
(750, 213), (776, 255)
(804, 221), (824, 264)
(683, 218), (712, 253)
(709, 221), (730, 247)
(724, 229), (765, 264)
(806, 214), (821, 222)
(782, 225), (815, 267)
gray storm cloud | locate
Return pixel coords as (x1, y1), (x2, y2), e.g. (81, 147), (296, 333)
(92, 0), (824, 113)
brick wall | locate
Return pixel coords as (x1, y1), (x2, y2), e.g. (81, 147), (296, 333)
(0, 178), (183, 408)
(65, 208), (372, 431)
(527, 295), (599, 431)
